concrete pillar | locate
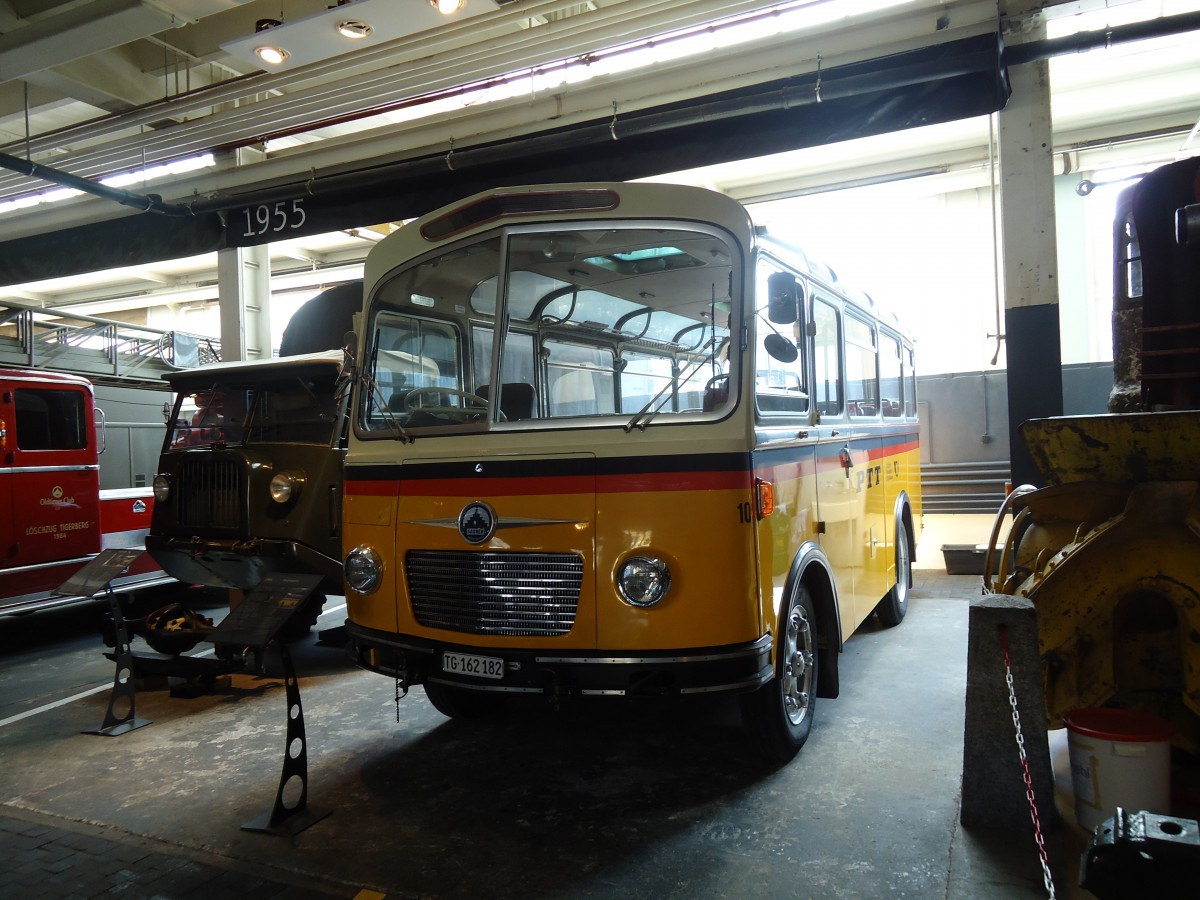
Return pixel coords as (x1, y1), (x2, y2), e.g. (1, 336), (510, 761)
(961, 593), (1056, 832)
(216, 243), (272, 362)
(998, 11), (1064, 488)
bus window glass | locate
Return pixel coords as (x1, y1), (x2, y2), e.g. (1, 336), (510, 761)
(845, 314), (878, 418)
(880, 333), (902, 419)
(472, 269), (570, 320)
(472, 326), (539, 420)
(364, 314), (461, 429)
(361, 224), (734, 433)
(903, 344), (917, 418)
(546, 341), (615, 416)
(755, 266), (808, 416)
(813, 298), (842, 417)
(14, 388), (87, 450)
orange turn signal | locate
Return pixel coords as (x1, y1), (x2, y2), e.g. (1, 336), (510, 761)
(756, 478), (774, 519)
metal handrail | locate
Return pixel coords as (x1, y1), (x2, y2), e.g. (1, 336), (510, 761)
(0, 298), (220, 378)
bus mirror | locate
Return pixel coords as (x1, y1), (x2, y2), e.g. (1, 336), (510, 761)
(767, 272), (800, 325)
(342, 331), (358, 375)
(764, 333), (799, 363)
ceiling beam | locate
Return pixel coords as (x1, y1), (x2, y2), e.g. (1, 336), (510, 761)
(0, 0), (183, 84)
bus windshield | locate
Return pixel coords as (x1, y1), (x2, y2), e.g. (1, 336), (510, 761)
(166, 370), (342, 448)
(360, 224), (737, 432)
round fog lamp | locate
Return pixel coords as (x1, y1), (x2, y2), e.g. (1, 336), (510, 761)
(152, 474), (171, 503)
(617, 556), (671, 607)
(345, 545), (383, 594)
(269, 471), (305, 503)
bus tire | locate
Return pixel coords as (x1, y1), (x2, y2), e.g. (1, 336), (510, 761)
(741, 584), (818, 764)
(423, 682), (505, 719)
(876, 517), (911, 627)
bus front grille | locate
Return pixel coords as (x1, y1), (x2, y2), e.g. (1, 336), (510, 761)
(175, 457), (243, 530)
(406, 550), (582, 637)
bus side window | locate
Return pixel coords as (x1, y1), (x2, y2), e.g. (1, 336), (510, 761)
(903, 343), (917, 418)
(812, 298), (842, 417)
(880, 333), (903, 419)
(845, 313), (878, 419)
(755, 268), (809, 416)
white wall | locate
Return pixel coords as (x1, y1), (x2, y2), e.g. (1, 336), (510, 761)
(749, 168), (1133, 376)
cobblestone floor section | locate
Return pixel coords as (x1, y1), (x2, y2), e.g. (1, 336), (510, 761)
(0, 808), (363, 900)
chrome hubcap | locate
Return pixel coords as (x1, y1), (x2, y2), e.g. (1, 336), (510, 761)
(781, 603), (814, 726)
(895, 522), (910, 608)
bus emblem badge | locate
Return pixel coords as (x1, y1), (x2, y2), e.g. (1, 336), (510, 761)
(458, 501), (496, 545)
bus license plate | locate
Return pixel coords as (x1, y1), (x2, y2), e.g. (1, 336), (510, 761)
(442, 651), (505, 680)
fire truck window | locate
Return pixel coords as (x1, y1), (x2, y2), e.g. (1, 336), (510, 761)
(15, 389), (87, 451)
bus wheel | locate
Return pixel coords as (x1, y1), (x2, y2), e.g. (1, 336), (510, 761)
(741, 584), (818, 764)
(876, 518), (911, 627)
(423, 682), (505, 719)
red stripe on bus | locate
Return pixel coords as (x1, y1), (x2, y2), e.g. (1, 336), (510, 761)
(868, 440), (919, 460)
(347, 470), (753, 498)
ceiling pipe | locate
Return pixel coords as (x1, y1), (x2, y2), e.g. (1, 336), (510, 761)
(188, 7), (1200, 218)
(4, 5), (1199, 224)
(184, 34), (1006, 217)
(1004, 9), (1200, 66)
(0, 151), (193, 216)
(0, 0), (988, 200)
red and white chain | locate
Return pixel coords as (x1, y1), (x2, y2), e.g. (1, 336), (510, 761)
(1000, 624), (1057, 900)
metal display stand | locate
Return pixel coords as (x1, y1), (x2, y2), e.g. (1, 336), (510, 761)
(208, 573), (331, 836)
(69, 549), (153, 737)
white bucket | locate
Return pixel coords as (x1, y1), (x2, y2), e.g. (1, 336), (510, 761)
(1064, 707), (1173, 833)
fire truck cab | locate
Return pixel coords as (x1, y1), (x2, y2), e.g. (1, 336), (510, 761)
(0, 367), (166, 617)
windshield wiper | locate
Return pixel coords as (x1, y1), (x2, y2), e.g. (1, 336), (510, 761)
(362, 371), (412, 443)
(623, 338), (717, 433)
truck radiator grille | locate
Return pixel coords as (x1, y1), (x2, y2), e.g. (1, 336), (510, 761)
(406, 550), (582, 637)
(175, 457), (243, 529)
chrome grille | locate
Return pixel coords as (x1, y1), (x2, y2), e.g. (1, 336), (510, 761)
(406, 550), (582, 637)
(175, 457), (243, 530)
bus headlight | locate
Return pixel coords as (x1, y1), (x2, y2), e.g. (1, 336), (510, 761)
(345, 545), (383, 594)
(269, 470), (305, 503)
(152, 474), (171, 503)
(617, 556), (671, 607)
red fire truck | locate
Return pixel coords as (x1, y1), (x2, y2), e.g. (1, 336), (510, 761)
(0, 367), (171, 617)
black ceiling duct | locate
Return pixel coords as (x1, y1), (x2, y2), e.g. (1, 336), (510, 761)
(1, 31), (1008, 285)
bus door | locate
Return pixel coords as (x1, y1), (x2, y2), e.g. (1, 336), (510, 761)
(843, 311), (888, 622)
(809, 294), (854, 628)
(754, 267), (817, 609)
(5, 382), (101, 570)
(878, 330), (908, 590)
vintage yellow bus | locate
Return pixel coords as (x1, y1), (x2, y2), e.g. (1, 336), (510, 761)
(342, 182), (921, 763)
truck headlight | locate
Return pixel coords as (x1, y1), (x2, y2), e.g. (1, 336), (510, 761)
(152, 474), (171, 503)
(617, 556), (671, 607)
(345, 545), (383, 594)
(269, 470), (305, 503)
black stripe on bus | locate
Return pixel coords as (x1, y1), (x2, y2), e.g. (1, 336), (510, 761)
(346, 451), (753, 482)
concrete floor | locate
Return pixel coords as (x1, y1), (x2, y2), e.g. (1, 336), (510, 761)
(0, 520), (1102, 899)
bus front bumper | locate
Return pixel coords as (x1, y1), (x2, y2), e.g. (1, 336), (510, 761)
(345, 621), (774, 698)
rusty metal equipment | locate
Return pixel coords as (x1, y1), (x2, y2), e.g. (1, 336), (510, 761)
(984, 156), (1200, 756)
(1080, 809), (1200, 898)
(985, 413), (1200, 753)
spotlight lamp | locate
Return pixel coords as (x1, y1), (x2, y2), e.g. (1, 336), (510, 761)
(253, 18), (288, 66)
(430, 0), (466, 14)
(337, 20), (374, 39)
